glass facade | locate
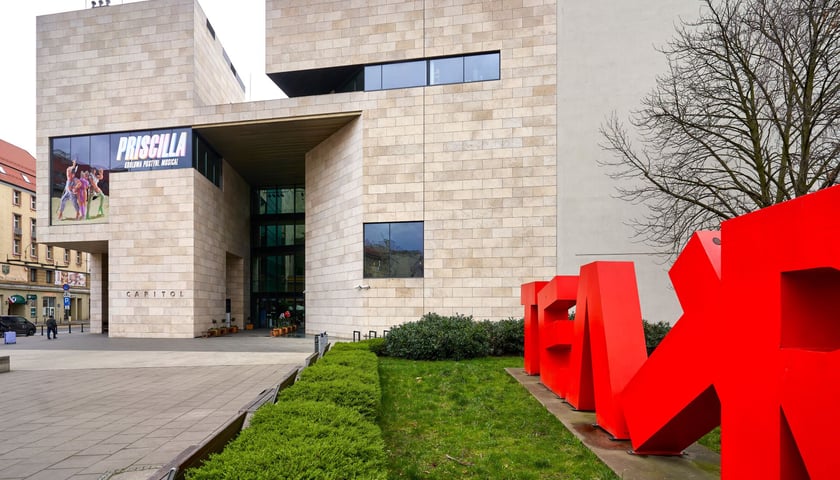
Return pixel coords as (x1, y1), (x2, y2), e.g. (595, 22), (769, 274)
(251, 187), (305, 331)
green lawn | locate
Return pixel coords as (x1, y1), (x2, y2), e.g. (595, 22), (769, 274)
(378, 356), (619, 480)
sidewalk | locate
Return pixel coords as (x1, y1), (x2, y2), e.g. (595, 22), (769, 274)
(0, 331), (314, 480)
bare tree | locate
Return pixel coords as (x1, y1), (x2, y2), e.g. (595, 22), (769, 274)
(600, 0), (840, 253)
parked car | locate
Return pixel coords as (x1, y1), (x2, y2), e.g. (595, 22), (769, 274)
(0, 316), (37, 336)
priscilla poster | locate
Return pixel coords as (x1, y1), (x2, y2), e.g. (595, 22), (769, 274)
(50, 128), (192, 225)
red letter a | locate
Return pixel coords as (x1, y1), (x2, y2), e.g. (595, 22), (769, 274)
(565, 261), (647, 440)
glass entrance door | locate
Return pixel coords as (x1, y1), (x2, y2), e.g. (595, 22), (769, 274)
(251, 187), (305, 332)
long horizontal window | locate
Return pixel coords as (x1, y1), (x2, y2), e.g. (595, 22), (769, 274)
(364, 52), (499, 92)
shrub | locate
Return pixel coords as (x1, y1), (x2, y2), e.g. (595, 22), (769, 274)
(279, 375), (381, 419)
(384, 313), (491, 361)
(643, 319), (672, 351)
(186, 401), (386, 480)
(480, 317), (525, 356)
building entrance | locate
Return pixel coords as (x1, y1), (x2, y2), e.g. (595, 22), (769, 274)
(251, 187), (305, 332)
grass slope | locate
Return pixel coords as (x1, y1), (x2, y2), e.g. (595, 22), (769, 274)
(379, 356), (618, 480)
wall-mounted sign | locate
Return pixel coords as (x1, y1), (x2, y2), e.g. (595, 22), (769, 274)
(50, 127), (193, 225)
(125, 290), (186, 299)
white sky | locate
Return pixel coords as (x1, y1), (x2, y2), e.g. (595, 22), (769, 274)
(0, 0), (285, 156)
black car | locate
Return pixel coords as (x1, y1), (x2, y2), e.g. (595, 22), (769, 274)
(0, 316), (37, 336)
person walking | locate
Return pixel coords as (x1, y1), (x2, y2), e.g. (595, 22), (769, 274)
(47, 316), (58, 340)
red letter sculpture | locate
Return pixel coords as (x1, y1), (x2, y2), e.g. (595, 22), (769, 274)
(622, 185), (840, 479)
(521, 281), (548, 375)
(565, 262), (647, 440)
(534, 276), (577, 396)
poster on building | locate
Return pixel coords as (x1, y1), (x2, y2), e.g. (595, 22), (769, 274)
(55, 271), (87, 288)
(50, 128), (192, 225)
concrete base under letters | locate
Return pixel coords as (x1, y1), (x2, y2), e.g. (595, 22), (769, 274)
(506, 368), (721, 480)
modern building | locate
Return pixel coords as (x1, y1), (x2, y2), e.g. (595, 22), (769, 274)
(36, 0), (694, 338)
(0, 139), (91, 324)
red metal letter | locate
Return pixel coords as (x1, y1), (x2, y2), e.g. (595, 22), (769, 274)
(535, 276), (577, 396)
(565, 262), (647, 440)
(521, 281), (548, 375)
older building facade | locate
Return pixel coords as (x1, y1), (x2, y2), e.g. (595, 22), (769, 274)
(36, 0), (690, 338)
(1, 139), (90, 324)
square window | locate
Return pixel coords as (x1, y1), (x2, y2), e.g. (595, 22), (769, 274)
(364, 222), (423, 278)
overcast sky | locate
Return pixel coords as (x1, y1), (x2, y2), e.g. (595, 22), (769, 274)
(0, 0), (285, 156)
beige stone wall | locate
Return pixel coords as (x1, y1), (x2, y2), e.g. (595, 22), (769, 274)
(107, 169), (196, 338)
(192, 170), (226, 336)
(270, 0), (558, 330)
(36, 0), (560, 338)
(35, 0), (196, 139)
(266, 0), (425, 72)
(306, 118), (365, 337)
(88, 253), (105, 333)
(193, 1), (246, 107)
(221, 161), (251, 328)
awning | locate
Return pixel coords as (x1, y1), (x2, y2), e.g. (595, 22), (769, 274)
(7, 295), (26, 304)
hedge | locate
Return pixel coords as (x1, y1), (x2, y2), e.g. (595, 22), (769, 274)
(382, 313), (524, 360)
(185, 343), (386, 479)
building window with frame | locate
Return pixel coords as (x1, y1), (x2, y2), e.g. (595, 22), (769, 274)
(46, 246), (53, 261)
(30, 218), (36, 240)
(64, 249), (70, 264)
(30, 243), (37, 258)
(12, 190), (21, 206)
(364, 221), (424, 278)
(29, 268), (37, 283)
(13, 214), (21, 235)
(13, 239), (21, 256)
(46, 270), (54, 284)
(30, 194), (36, 210)
(76, 251), (82, 265)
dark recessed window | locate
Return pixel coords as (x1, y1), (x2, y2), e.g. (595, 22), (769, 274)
(364, 222), (424, 278)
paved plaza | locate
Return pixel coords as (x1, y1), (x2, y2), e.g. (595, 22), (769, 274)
(0, 330), (314, 480)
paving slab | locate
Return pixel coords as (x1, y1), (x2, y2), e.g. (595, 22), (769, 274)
(507, 368), (721, 480)
(0, 331), (313, 480)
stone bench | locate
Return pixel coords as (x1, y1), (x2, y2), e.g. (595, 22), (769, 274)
(0, 356), (9, 373)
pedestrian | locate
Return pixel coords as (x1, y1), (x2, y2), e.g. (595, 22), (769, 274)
(47, 316), (58, 340)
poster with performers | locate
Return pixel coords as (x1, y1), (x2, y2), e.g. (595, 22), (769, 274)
(50, 128), (192, 225)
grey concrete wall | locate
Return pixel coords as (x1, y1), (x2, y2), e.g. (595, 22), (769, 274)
(556, 0), (700, 323)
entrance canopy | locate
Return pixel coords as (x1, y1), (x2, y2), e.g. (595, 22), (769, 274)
(194, 113), (360, 187)
(7, 295), (26, 304)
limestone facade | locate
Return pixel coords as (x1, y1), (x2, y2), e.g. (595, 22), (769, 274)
(36, 0), (688, 338)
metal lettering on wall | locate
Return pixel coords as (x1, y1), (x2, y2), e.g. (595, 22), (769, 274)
(523, 184), (840, 479)
(125, 291), (186, 298)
